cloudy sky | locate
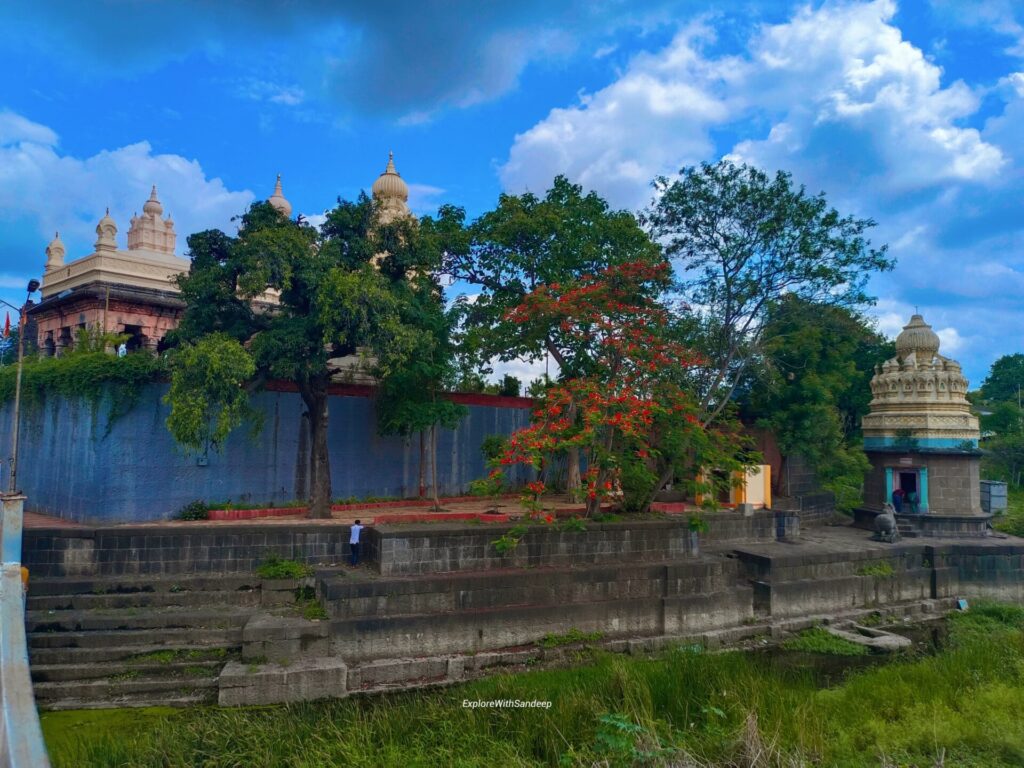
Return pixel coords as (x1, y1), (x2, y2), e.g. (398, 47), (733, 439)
(0, 0), (1021, 385)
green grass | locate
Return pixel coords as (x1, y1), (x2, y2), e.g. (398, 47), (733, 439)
(993, 487), (1024, 537)
(256, 555), (314, 580)
(856, 561), (895, 577)
(781, 626), (870, 657)
(42, 603), (1024, 767)
(539, 628), (604, 649)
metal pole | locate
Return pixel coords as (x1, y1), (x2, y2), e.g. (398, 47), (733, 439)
(7, 302), (26, 494)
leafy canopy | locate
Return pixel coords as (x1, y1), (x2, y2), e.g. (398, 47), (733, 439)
(644, 161), (893, 425)
(165, 198), (458, 453)
(444, 175), (663, 377)
(741, 295), (893, 510)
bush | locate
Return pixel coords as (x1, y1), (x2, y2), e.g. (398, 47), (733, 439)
(479, 435), (509, 463)
(176, 501), (209, 521)
(618, 457), (658, 514)
(256, 555), (313, 579)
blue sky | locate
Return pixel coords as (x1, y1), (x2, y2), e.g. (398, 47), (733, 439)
(0, 0), (1022, 386)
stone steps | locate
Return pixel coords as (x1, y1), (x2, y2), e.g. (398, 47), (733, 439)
(27, 575), (263, 597)
(26, 607), (254, 633)
(28, 589), (263, 612)
(29, 643), (239, 666)
(29, 626), (244, 649)
(320, 559), (745, 621)
(36, 692), (215, 711)
(30, 658), (224, 683)
(33, 677), (219, 709)
(24, 572), (297, 709)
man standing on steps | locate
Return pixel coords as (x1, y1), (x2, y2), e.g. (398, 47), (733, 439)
(349, 520), (363, 566)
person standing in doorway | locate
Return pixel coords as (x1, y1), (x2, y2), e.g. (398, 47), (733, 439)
(892, 487), (905, 513)
(349, 519), (363, 566)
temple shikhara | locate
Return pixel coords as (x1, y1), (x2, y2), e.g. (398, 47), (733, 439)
(859, 313), (986, 536)
(27, 155), (412, 356)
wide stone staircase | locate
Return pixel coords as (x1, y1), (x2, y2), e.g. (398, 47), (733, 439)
(319, 557), (756, 662)
(25, 575), (273, 709)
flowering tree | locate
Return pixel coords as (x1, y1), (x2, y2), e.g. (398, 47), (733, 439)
(494, 261), (750, 517)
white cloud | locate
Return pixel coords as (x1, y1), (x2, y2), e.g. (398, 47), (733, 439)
(501, 1), (1006, 209)
(407, 183), (446, 215)
(236, 78), (306, 106)
(0, 111), (254, 263)
(498, 0), (1024, 384)
(0, 111), (57, 146)
(936, 326), (963, 355)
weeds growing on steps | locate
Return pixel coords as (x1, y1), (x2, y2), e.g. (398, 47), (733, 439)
(42, 602), (1024, 767)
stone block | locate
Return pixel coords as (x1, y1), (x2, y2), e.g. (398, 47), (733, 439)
(242, 614), (329, 662)
(218, 658), (348, 706)
(347, 657), (448, 689)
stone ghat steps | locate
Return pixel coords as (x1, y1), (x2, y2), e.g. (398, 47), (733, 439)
(320, 559), (746, 621)
(33, 676), (219, 710)
(26, 606), (255, 634)
(31, 658), (225, 683)
(29, 643), (240, 666)
(24, 573), (287, 709)
(36, 692), (214, 711)
(26, 575), (263, 612)
(29, 626), (244, 650)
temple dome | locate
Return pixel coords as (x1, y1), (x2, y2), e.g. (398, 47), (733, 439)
(371, 152), (409, 203)
(895, 314), (941, 361)
(268, 174), (292, 217)
(95, 208), (118, 252)
(142, 185), (163, 217)
(45, 231), (65, 270)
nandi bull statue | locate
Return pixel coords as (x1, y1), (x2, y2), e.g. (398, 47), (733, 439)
(874, 502), (900, 543)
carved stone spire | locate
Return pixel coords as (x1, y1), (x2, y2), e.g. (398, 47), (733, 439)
(128, 185), (177, 254)
(94, 208), (118, 253)
(371, 152), (411, 224)
(45, 231), (66, 271)
(268, 174), (292, 217)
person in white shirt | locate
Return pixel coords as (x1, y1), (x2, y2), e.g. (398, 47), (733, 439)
(349, 520), (363, 566)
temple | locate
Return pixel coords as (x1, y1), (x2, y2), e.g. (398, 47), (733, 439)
(31, 187), (189, 354)
(28, 156), (412, 357)
(857, 313), (986, 536)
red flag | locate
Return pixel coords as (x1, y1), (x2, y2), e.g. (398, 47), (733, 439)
(2, 312), (9, 339)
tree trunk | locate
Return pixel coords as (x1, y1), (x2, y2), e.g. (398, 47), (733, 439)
(566, 400), (582, 501)
(418, 430), (426, 498)
(430, 424), (442, 511)
(300, 379), (333, 519)
(638, 464), (675, 515)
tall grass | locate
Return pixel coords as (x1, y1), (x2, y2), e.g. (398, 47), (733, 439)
(43, 604), (1024, 767)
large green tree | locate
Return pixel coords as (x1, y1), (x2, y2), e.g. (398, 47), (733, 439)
(165, 198), (459, 517)
(443, 176), (663, 494)
(740, 295), (893, 510)
(981, 354), (1024, 405)
(374, 294), (466, 507)
(644, 161), (894, 428)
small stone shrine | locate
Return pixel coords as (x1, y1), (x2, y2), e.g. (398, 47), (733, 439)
(859, 313), (987, 537)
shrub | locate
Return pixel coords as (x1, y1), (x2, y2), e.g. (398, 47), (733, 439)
(256, 555), (313, 579)
(176, 501), (209, 521)
(856, 562), (895, 578)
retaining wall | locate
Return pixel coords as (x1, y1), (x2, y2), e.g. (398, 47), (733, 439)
(21, 512), (797, 579)
(0, 383), (531, 523)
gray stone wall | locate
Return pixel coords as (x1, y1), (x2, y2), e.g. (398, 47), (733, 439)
(22, 511), (791, 579)
(372, 512), (786, 577)
(23, 524), (356, 578)
(924, 454), (982, 515)
(864, 451), (982, 515)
